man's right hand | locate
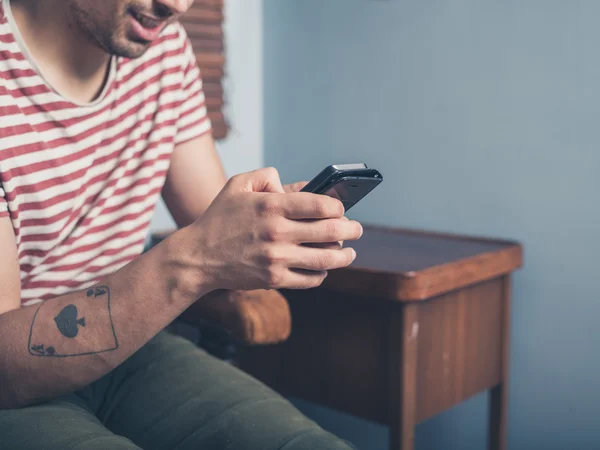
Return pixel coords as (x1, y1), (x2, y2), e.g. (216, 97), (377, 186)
(182, 167), (363, 293)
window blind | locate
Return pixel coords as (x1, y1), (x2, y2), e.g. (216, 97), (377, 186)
(179, 0), (228, 140)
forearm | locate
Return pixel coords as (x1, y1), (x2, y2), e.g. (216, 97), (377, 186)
(0, 229), (205, 409)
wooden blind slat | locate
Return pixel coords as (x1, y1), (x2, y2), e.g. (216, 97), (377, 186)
(186, 38), (224, 52)
(208, 111), (226, 124)
(199, 66), (225, 82)
(207, 107), (224, 116)
(203, 82), (224, 97)
(209, 112), (228, 140)
(197, 61), (224, 70)
(183, 23), (223, 40)
(206, 96), (224, 109)
(212, 127), (227, 140)
(190, 46), (223, 56)
(196, 53), (225, 67)
(194, 0), (224, 10)
(180, 8), (224, 23)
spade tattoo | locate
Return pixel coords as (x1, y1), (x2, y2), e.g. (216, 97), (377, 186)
(28, 285), (118, 357)
(54, 304), (86, 338)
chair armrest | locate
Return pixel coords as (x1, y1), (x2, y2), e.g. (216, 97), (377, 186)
(179, 289), (291, 345)
(148, 231), (292, 345)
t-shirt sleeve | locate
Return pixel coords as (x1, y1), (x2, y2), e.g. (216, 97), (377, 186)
(174, 26), (212, 145)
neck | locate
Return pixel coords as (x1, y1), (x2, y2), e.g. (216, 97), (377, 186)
(10, 0), (111, 103)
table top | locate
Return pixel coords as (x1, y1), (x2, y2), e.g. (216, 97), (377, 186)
(322, 225), (523, 302)
(151, 224), (523, 303)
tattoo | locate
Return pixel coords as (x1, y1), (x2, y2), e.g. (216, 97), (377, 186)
(28, 286), (119, 357)
(54, 304), (86, 338)
(29, 344), (56, 356)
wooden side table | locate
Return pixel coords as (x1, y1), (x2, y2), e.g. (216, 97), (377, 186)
(238, 225), (523, 450)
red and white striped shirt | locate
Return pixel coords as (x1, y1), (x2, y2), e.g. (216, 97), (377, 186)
(0, 0), (211, 306)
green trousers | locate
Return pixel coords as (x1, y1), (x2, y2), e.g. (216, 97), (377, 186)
(0, 331), (354, 450)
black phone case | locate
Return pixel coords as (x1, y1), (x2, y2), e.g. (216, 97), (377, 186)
(301, 164), (382, 194)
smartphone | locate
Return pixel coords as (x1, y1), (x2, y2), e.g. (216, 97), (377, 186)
(300, 163), (383, 211)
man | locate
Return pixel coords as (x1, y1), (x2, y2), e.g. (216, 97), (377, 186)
(0, 1), (363, 448)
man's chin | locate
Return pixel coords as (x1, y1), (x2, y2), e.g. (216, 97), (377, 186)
(108, 39), (151, 59)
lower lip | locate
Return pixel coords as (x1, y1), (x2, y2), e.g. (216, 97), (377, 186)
(129, 14), (163, 42)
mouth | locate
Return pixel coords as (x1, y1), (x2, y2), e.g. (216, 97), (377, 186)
(127, 8), (169, 42)
(130, 10), (164, 29)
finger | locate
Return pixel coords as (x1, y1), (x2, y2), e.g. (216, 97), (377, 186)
(338, 216), (350, 248)
(287, 218), (363, 244)
(303, 242), (343, 250)
(279, 269), (328, 290)
(279, 192), (345, 219)
(283, 181), (309, 193)
(234, 167), (285, 194)
(339, 216), (349, 246)
(284, 245), (356, 271)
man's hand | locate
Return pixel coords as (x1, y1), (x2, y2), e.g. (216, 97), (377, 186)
(283, 181), (309, 193)
(182, 168), (362, 293)
(283, 180), (348, 249)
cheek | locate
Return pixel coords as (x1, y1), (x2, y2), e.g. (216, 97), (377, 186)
(74, 0), (125, 28)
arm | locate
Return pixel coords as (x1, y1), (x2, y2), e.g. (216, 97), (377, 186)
(0, 215), (208, 409)
(0, 168), (362, 410)
(161, 133), (227, 228)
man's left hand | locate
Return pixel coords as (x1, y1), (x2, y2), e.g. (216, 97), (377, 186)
(283, 181), (309, 193)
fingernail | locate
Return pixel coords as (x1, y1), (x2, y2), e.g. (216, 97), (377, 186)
(351, 248), (357, 261)
(355, 222), (363, 238)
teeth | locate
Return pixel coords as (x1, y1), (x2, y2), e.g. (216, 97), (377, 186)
(140, 16), (158, 29)
(133, 12), (159, 29)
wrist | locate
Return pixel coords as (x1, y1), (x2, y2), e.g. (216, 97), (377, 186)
(157, 226), (215, 303)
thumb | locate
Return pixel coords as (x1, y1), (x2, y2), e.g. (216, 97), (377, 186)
(242, 167), (285, 193)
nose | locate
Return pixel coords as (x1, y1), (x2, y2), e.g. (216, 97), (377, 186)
(155, 0), (191, 16)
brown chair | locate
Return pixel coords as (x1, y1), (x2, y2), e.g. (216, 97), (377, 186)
(149, 231), (292, 346)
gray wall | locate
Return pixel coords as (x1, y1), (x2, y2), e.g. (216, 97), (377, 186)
(264, 1), (600, 449)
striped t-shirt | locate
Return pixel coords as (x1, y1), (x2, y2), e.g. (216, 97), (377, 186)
(0, 0), (211, 306)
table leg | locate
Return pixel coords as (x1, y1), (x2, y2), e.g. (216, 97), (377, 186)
(389, 303), (419, 450)
(489, 275), (511, 450)
(489, 383), (507, 450)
